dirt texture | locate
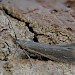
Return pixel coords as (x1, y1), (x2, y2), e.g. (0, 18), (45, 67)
(0, 0), (75, 75)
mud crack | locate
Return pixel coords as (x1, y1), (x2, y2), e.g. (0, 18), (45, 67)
(25, 22), (38, 42)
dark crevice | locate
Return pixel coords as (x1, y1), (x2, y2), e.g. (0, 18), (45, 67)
(25, 22), (38, 42)
(25, 22), (37, 34)
(33, 35), (38, 42)
(25, 22), (50, 42)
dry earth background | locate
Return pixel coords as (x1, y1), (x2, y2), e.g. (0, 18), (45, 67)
(0, 0), (75, 75)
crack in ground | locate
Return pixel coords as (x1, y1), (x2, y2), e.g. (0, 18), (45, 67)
(25, 22), (38, 42)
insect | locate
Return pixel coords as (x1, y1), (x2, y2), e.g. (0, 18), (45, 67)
(3, 8), (75, 64)
(16, 38), (75, 63)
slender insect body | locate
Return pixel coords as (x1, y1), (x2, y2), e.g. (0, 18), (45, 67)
(16, 39), (75, 63)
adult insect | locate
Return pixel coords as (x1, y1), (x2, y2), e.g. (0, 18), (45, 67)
(16, 38), (75, 63)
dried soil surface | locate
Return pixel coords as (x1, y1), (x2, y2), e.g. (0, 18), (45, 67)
(0, 0), (75, 75)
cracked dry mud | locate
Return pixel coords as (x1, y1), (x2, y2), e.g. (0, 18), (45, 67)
(0, 0), (75, 75)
